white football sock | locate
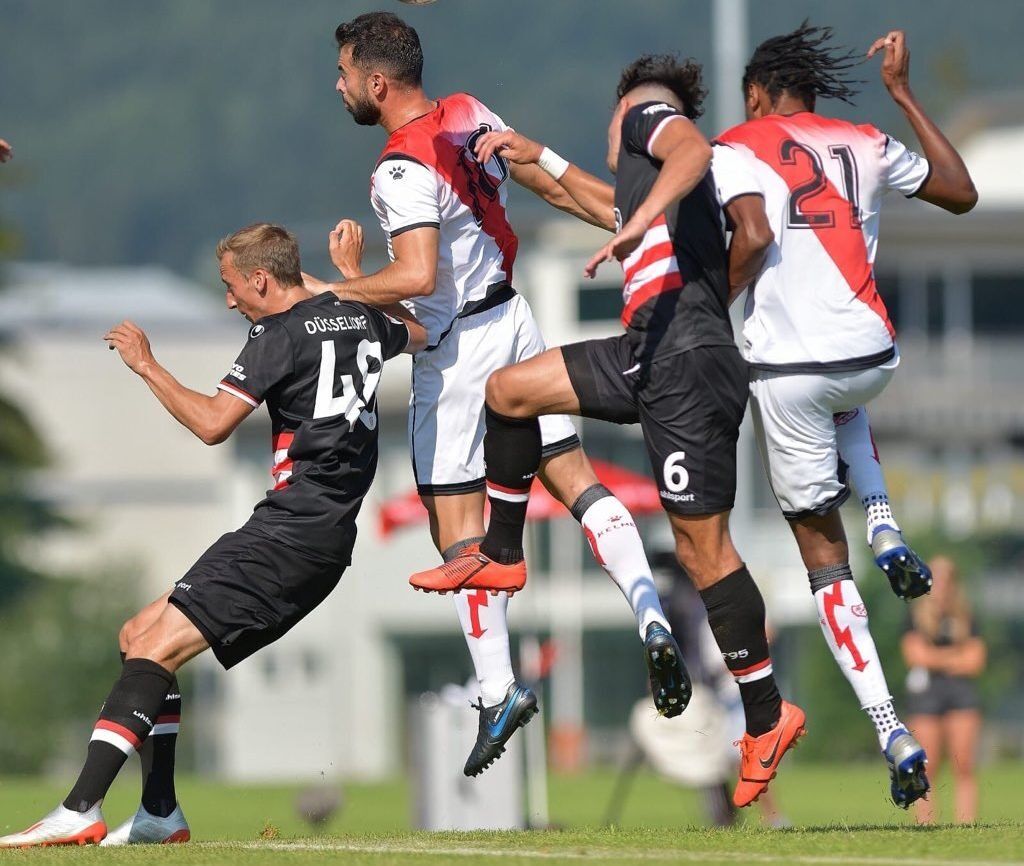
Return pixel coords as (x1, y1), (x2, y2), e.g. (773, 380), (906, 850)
(866, 700), (904, 750)
(579, 494), (669, 638)
(811, 573), (897, 748)
(834, 407), (900, 543)
(453, 589), (515, 706)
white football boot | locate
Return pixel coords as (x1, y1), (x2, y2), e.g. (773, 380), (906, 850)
(0, 803), (106, 848)
(99, 803), (190, 845)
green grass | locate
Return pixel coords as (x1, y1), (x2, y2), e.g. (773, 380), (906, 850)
(0, 765), (1021, 864)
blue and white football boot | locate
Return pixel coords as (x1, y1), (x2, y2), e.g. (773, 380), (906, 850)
(884, 727), (930, 808)
(871, 526), (932, 600)
(464, 683), (538, 777)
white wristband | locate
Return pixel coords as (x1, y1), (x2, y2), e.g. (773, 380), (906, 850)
(538, 147), (570, 181)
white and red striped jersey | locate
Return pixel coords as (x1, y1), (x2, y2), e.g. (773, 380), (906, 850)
(714, 113), (930, 371)
(370, 93), (518, 347)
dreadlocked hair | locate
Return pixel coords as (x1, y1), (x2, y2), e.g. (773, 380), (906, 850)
(743, 20), (863, 108)
(617, 54), (706, 120)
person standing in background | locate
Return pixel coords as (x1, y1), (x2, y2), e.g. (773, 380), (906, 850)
(902, 556), (987, 824)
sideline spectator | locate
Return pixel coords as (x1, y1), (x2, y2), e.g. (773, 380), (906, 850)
(902, 556), (986, 824)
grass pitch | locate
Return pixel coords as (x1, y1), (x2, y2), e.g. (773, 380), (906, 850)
(0, 764), (1020, 864)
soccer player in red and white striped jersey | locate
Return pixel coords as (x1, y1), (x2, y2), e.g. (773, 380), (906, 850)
(713, 23), (976, 809)
(316, 12), (687, 778)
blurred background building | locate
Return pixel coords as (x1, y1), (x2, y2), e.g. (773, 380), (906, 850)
(0, 0), (1022, 786)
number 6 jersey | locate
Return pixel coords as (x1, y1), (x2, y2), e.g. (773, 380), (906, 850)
(714, 113), (930, 372)
(218, 293), (410, 562)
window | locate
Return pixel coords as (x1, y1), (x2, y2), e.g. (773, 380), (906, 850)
(972, 274), (1024, 334)
(577, 284), (622, 322)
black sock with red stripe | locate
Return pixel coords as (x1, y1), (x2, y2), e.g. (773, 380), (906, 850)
(63, 659), (174, 813)
(141, 679), (181, 817)
(699, 566), (781, 737)
(480, 404), (541, 565)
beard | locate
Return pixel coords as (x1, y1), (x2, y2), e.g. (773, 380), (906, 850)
(344, 92), (381, 126)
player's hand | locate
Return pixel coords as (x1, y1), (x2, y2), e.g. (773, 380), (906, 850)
(302, 271), (333, 295)
(473, 129), (543, 166)
(583, 216), (647, 278)
(0, 139), (12, 163)
(329, 219), (364, 279)
(104, 320), (155, 375)
(868, 30), (911, 99)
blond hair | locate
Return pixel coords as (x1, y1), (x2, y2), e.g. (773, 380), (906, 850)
(216, 223), (302, 287)
(911, 556), (973, 644)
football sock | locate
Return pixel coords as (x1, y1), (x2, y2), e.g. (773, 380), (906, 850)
(140, 679), (181, 817)
(863, 494), (899, 542)
(866, 700), (904, 750)
(809, 564), (896, 748)
(453, 588), (515, 707)
(834, 408), (900, 543)
(480, 405), (541, 565)
(698, 566), (781, 736)
(441, 536), (484, 562)
(572, 484), (669, 637)
(64, 658), (174, 812)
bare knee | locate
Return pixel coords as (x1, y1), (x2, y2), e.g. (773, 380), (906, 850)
(486, 367), (531, 418)
(125, 622), (184, 673)
(119, 614), (146, 653)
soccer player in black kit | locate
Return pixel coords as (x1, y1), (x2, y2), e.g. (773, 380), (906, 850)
(455, 56), (805, 807)
(0, 224), (425, 848)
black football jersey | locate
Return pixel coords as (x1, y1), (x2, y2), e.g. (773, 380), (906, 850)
(218, 293), (409, 563)
(614, 101), (734, 362)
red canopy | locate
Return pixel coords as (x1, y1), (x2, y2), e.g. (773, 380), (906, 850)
(377, 458), (661, 537)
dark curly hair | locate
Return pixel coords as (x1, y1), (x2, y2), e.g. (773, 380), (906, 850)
(743, 20), (862, 108)
(616, 54), (706, 120)
(335, 12), (423, 87)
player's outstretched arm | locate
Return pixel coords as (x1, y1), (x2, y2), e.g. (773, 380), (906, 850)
(585, 118), (711, 277)
(105, 321), (254, 445)
(724, 195), (774, 304)
(0, 139), (12, 163)
(313, 223), (440, 306)
(475, 130), (615, 230)
(869, 30), (977, 214)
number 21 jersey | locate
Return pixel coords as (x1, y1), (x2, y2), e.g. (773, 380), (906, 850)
(714, 112), (930, 372)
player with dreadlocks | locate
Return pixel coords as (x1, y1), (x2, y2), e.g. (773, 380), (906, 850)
(712, 22), (977, 808)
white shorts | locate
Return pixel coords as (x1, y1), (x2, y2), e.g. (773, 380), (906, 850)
(748, 353), (899, 519)
(409, 292), (580, 495)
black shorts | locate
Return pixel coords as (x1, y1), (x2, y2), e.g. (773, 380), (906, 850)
(169, 527), (347, 670)
(905, 673), (981, 717)
(562, 336), (748, 515)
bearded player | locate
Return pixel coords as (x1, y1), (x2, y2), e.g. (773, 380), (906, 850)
(712, 23), (976, 808)
(315, 12), (690, 777)
(430, 55), (806, 808)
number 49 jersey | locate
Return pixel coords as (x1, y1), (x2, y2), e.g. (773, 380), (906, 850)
(714, 113), (930, 372)
(218, 293), (409, 563)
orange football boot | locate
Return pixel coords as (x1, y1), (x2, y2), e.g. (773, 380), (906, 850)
(409, 549), (526, 595)
(733, 699), (807, 807)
